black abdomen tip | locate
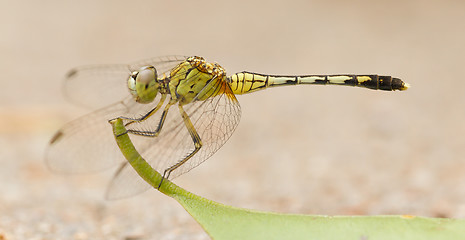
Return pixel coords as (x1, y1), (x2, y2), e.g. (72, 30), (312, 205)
(378, 76), (409, 91)
(392, 77), (409, 90)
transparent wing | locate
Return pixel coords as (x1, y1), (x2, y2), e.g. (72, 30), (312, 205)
(128, 55), (188, 72)
(105, 161), (150, 200)
(45, 94), (164, 173)
(104, 161), (150, 199)
(63, 56), (187, 110)
(63, 64), (131, 110)
(105, 80), (242, 199)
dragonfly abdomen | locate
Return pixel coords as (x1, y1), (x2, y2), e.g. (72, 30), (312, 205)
(228, 72), (409, 95)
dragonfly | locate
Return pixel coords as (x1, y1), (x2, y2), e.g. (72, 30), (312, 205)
(46, 56), (409, 199)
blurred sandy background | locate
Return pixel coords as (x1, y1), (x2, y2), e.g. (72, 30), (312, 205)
(1, 0), (465, 239)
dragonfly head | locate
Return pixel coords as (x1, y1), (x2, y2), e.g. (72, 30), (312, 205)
(128, 66), (159, 103)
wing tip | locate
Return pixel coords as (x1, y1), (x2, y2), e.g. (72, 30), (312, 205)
(66, 69), (78, 78)
(49, 130), (64, 144)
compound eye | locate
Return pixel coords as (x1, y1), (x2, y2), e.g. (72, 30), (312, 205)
(128, 73), (136, 88)
(127, 66), (159, 104)
(136, 66), (157, 85)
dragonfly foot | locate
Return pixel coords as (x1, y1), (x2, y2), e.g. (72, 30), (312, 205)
(157, 177), (164, 189)
(157, 169), (172, 189)
(115, 130), (128, 138)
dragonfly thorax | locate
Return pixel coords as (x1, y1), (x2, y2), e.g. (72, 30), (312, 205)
(128, 66), (160, 104)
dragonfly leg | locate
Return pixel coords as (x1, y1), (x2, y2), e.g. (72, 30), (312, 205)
(109, 95), (167, 137)
(157, 103), (203, 189)
(126, 100), (176, 137)
(122, 94), (167, 126)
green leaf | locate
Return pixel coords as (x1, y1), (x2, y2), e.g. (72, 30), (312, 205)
(110, 118), (465, 240)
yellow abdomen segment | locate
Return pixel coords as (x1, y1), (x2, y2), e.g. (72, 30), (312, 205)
(228, 71), (409, 95)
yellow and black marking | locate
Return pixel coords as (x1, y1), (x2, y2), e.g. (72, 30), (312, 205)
(228, 72), (409, 95)
(169, 56), (228, 103)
